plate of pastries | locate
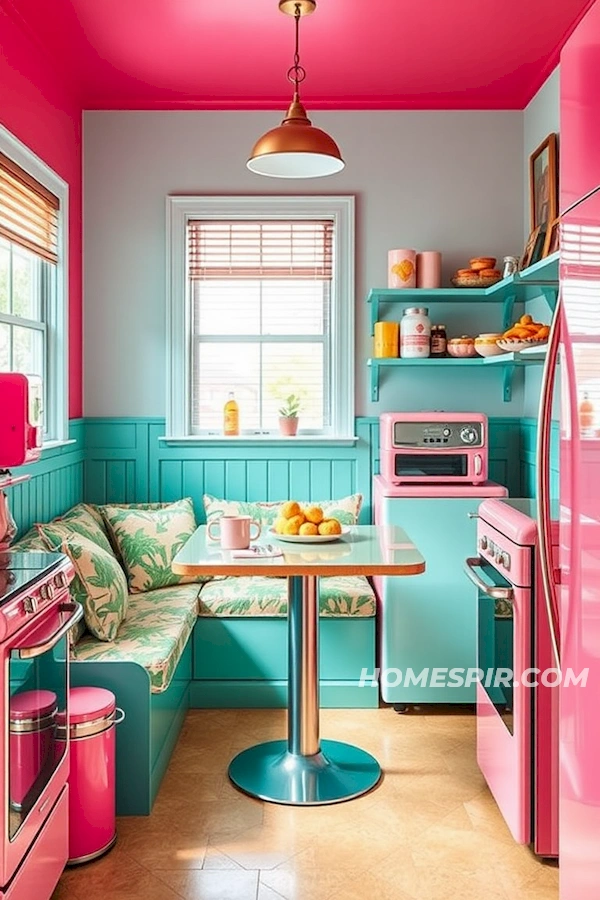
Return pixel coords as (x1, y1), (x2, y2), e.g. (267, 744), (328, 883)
(270, 502), (349, 543)
(451, 257), (502, 288)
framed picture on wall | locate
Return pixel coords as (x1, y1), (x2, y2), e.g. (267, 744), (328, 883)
(543, 216), (561, 257)
(529, 133), (558, 231)
(520, 226), (546, 271)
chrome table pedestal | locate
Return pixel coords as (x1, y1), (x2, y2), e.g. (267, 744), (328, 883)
(228, 575), (381, 805)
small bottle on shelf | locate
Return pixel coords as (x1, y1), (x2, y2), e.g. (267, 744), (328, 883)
(579, 392), (594, 431)
(223, 392), (240, 436)
(430, 325), (447, 358)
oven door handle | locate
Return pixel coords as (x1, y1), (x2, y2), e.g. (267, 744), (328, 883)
(18, 602), (84, 659)
(464, 558), (514, 602)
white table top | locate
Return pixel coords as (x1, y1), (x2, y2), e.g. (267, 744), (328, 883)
(172, 525), (425, 578)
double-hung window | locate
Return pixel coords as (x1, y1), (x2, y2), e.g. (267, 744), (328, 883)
(167, 196), (354, 440)
(0, 131), (68, 444)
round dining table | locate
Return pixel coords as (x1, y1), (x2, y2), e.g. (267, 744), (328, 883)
(173, 524), (425, 806)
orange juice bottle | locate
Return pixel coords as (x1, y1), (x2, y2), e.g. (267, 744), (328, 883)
(223, 392), (239, 436)
(579, 392), (594, 430)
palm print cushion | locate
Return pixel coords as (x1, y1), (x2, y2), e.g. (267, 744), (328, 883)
(11, 527), (87, 645)
(198, 575), (376, 617)
(203, 493), (363, 528)
(71, 585), (200, 693)
(36, 504), (114, 557)
(59, 533), (129, 641)
(101, 497), (206, 593)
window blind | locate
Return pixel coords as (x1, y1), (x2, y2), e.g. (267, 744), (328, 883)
(0, 151), (59, 264)
(188, 220), (333, 280)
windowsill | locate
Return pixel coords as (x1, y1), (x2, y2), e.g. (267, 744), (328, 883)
(42, 438), (77, 451)
(159, 435), (359, 447)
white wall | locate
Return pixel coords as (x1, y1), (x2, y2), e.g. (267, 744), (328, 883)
(522, 69), (560, 419)
(83, 110), (524, 419)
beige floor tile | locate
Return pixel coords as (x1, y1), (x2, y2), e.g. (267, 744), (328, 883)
(202, 845), (245, 870)
(328, 870), (416, 900)
(118, 824), (207, 870)
(213, 823), (309, 869)
(257, 884), (287, 900)
(55, 847), (182, 900)
(154, 868), (259, 900)
(260, 864), (350, 900)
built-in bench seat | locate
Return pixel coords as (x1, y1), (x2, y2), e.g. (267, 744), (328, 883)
(12, 497), (377, 815)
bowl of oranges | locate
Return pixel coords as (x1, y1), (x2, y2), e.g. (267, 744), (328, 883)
(271, 502), (348, 543)
(496, 315), (550, 352)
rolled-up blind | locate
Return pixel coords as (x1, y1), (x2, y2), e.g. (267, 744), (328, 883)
(188, 219), (333, 280)
(0, 151), (59, 264)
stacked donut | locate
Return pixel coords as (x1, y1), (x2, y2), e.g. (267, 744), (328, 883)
(454, 257), (502, 285)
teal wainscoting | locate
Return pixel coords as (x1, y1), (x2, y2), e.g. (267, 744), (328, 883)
(10, 420), (85, 536)
(520, 417), (560, 499)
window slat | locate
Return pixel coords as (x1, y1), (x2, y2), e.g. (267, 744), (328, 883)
(0, 152), (59, 264)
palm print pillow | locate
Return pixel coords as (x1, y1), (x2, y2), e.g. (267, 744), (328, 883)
(203, 493), (363, 528)
(36, 503), (114, 556)
(59, 533), (128, 641)
(101, 497), (202, 593)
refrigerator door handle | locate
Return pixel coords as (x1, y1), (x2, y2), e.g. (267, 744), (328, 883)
(536, 293), (562, 669)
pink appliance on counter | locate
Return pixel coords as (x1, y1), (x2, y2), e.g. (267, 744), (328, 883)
(465, 499), (559, 857)
(0, 551), (80, 900)
(379, 412), (488, 485)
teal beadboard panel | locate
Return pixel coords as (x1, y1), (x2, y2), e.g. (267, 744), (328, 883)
(520, 417), (560, 499)
(9, 420), (85, 536)
(84, 418), (156, 504)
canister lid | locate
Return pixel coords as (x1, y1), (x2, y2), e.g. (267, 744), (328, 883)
(10, 690), (57, 722)
(66, 686), (116, 725)
(403, 307), (429, 316)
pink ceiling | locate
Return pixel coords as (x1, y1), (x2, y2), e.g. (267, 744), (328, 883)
(4, 0), (595, 109)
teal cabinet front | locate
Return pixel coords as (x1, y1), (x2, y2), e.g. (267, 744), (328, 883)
(377, 496), (485, 703)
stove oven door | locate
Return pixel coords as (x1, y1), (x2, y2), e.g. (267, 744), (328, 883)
(465, 556), (532, 844)
(0, 601), (79, 887)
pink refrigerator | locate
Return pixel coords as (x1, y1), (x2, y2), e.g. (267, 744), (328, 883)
(539, 4), (600, 895)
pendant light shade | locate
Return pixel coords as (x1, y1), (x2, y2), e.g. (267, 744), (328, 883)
(247, 2), (344, 178)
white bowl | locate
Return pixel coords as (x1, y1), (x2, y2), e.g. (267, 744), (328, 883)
(496, 338), (548, 353)
(474, 340), (507, 357)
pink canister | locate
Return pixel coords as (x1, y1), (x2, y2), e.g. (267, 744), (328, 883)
(388, 249), (416, 288)
(9, 690), (58, 810)
(57, 687), (124, 865)
(416, 251), (442, 288)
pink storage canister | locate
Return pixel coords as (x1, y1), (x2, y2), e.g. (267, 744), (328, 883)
(416, 251), (442, 288)
(388, 249), (416, 288)
(58, 687), (125, 865)
(9, 689), (58, 810)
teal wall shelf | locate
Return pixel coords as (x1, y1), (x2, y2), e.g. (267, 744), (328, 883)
(367, 251), (560, 334)
(367, 348), (549, 403)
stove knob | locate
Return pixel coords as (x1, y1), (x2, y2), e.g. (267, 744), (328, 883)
(54, 571), (69, 589)
(40, 583), (55, 601)
(23, 595), (38, 614)
(460, 426), (477, 444)
(443, 427), (451, 437)
(479, 536), (488, 551)
(501, 552), (511, 570)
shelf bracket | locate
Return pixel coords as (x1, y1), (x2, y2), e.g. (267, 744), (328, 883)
(370, 297), (380, 336)
(369, 361), (380, 402)
(502, 291), (517, 331)
(503, 364), (515, 403)
(541, 286), (559, 313)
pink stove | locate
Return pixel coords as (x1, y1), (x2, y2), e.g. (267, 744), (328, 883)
(465, 498), (559, 857)
(0, 550), (80, 899)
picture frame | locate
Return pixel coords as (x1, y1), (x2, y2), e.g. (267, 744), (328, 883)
(543, 216), (561, 258)
(529, 133), (558, 231)
(520, 226), (546, 271)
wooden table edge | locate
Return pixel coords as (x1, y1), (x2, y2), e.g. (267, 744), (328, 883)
(172, 562), (426, 577)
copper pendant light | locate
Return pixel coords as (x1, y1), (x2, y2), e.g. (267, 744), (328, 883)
(247, 1), (344, 178)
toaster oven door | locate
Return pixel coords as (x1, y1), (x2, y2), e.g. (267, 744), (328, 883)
(393, 453), (469, 479)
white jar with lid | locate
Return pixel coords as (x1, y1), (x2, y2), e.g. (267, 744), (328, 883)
(400, 307), (431, 358)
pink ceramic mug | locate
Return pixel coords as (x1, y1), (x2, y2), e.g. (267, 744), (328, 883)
(207, 515), (261, 549)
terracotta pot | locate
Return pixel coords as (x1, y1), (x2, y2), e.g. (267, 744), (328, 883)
(279, 417), (299, 436)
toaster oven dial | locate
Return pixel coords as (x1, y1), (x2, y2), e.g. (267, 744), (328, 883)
(479, 536), (488, 551)
(460, 426), (478, 444)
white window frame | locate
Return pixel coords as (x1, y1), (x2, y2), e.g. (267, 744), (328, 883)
(0, 125), (69, 446)
(166, 195), (355, 442)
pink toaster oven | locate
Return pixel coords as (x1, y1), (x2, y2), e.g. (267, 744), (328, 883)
(380, 412), (488, 485)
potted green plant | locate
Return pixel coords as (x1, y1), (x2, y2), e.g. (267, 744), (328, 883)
(278, 394), (302, 436)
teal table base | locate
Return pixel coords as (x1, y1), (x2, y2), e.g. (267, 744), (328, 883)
(228, 575), (381, 805)
(228, 739), (381, 805)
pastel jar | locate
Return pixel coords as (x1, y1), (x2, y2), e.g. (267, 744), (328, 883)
(388, 249), (416, 289)
(416, 251), (442, 288)
(374, 321), (399, 358)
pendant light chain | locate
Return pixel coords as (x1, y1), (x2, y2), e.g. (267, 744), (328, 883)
(287, 3), (306, 93)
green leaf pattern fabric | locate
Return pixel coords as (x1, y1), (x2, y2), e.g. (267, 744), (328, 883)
(101, 498), (206, 593)
(203, 493), (363, 528)
(60, 533), (129, 641)
(36, 508), (114, 557)
(198, 575), (376, 618)
(71, 585), (200, 693)
(11, 527), (47, 551)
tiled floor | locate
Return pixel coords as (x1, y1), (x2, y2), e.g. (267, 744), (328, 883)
(53, 707), (559, 900)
